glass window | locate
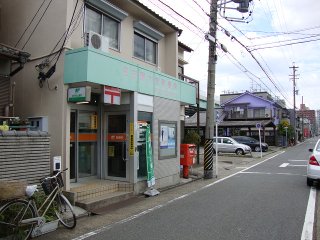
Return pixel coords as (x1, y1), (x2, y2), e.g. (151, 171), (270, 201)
(85, 7), (120, 50)
(86, 8), (102, 34)
(134, 32), (157, 64)
(102, 15), (119, 49)
(134, 33), (145, 60)
(253, 108), (265, 118)
(145, 38), (156, 63)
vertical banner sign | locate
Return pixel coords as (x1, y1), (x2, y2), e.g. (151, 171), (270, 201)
(129, 123), (134, 156)
(145, 125), (155, 187)
(104, 86), (121, 105)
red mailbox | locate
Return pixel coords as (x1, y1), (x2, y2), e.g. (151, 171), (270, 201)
(180, 144), (196, 178)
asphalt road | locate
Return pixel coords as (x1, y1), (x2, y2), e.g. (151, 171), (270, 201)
(67, 139), (316, 240)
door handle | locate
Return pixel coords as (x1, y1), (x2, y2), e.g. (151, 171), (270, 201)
(122, 142), (128, 162)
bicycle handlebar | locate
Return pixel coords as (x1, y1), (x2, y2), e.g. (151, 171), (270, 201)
(40, 168), (68, 182)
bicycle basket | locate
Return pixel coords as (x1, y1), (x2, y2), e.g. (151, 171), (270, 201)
(41, 178), (55, 195)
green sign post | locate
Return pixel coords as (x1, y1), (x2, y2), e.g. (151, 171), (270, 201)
(145, 125), (155, 187)
(144, 125), (159, 196)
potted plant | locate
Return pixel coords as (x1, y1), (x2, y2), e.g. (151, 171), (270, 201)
(9, 117), (30, 131)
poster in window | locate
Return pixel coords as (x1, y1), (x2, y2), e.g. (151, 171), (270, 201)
(168, 127), (175, 149)
(160, 126), (168, 149)
(159, 121), (177, 159)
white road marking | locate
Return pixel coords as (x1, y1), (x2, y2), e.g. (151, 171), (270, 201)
(289, 160), (308, 162)
(290, 165), (307, 167)
(241, 171), (306, 177)
(301, 187), (316, 240)
(279, 163), (289, 167)
(72, 152), (286, 240)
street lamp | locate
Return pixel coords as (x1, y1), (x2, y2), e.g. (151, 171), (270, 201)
(284, 127), (288, 147)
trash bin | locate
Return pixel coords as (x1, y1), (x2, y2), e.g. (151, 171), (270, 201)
(180, 144), (196, 178)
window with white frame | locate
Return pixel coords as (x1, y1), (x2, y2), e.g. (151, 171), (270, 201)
(134, 32), (157, 64)
(85, 7), (120, 50)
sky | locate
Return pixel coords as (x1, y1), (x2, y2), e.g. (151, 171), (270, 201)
(139, 0), (320, 110)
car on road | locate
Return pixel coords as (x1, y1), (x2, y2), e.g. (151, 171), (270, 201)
(232, 136), (268, 152)
(307, 139), (320, 186)
(213, 137), (251, 155)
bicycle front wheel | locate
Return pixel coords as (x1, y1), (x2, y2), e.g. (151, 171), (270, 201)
(54, 194), (76, 229)
(0, 199), (36, 240)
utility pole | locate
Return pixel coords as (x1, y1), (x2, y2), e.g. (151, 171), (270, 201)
(204, 0), (218, 179)
(204, 0), (252, 179)
(301, 96), (304, 141)
(289, 63), (299, 144)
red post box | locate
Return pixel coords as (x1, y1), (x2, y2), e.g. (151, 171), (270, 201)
(180, 144), (196, 178)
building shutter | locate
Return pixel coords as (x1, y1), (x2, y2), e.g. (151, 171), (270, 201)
(0, 77), (10, 116)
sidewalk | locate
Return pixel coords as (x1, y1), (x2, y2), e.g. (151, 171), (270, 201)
(178, 146), (282, 184)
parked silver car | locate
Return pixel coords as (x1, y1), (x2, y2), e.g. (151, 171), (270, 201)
(213, 137), (251, 155)
(307, 139), (320, 186)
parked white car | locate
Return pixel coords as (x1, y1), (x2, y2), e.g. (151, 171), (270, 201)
(307, 139), (320, 186)
(213, 137), (252, 155)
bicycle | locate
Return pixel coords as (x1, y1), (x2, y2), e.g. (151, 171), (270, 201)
(0, 168), (76, 240)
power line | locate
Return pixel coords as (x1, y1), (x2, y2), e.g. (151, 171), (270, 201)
(249, 34), (320, 48)
(48, 3), (84, 64)
(217, 23), (291, 104)
(15, 0), (47, 48)
(22, 0), (54, 50)
(250, 37), (320, 51)
(157, 0), (206, 34)
(191, 0), (209, 16)
(54, 0), (80, 65)
(38, 0), (80, 88)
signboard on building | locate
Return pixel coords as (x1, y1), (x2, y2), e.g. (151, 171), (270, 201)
(104, 86), (121, 105)
(129, 123), (134, 156)
(67, 86), (91, 102)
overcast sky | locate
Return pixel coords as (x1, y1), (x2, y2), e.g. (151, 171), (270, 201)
(139, 0), (320, 110)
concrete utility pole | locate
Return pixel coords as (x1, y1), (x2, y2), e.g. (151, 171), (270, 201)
(204, 0), (218, 179)
(301, 96), (304, 141)
(289, 63), (299, 144)
(204, 0), (252, 179)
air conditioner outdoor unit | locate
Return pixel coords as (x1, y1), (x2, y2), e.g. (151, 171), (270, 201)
(85, 31), (109, 53)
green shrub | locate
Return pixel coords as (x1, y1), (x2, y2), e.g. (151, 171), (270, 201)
(183, 131), (200, 145)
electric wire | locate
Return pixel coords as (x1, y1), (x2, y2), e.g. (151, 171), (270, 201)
(250, 37), (320, 51)
(22, 0), (54, 50)
(15, 0), (47, 48)
(48, 3), (84, 64)
(217, 22), (292, 105)
(53, 0), (80, 66)
(191, 0), (209, 17)
(157, 0), (206, 34)
(151, 0), (292, 105)
(186, 0), (209, 22)
(219, 16), (294, 103)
